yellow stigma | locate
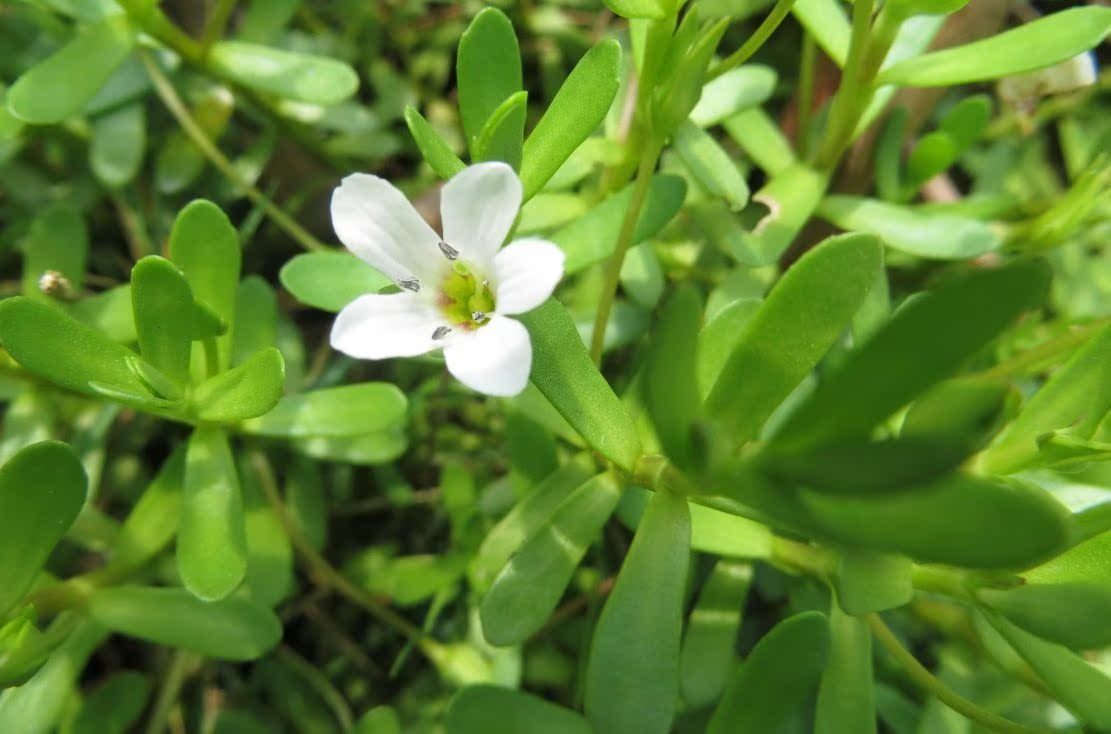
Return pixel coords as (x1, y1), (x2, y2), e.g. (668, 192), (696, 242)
(438, 261), (495, 329)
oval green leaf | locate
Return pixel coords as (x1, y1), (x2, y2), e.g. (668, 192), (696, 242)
(457, 8), (522, 149)
(131, 256), (194, 385)
(206, 41), (358, 105)
(193, 348), (285, 423)
(280, 251), (392, 313)
(446, 685), (592, 734)
(240, 382), (406, 437)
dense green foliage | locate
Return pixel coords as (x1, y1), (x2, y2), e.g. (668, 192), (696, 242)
(0, 1), (1110, 732)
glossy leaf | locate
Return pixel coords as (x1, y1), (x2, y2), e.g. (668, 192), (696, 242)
(446, 685), (592, 734)
(690, 502), (773, 558)
(193, 348), (285, 423)
(603, 0), (665, 19)
(6, 15), (134, 124)
(553, 174), (686, 274)
(520, 40), (621, 199)
(706, 233), (883, 445)
(585, 490), (690, 734)
(481, 473), (621, 646)
(404, 106), (466, 180)
(88, 586), (282, 660)
(690, 65), (777, 127)
(519, 300), (643, 471)
(280, 251), (392, 313)
(836, 550), (913, 614)
(473, 91), (527, 169)
(772, 260), (1051, 452)
(642, 285), (703, 469)
(880, 8), (1111, 87)
(981, 324), (1111, 474)
(815, 605), (876, 734)
(241, 383), (406, 437)
(0, 297), (150, 399)
(680, 561), (751, 708)
(721, 107), (797, 176)
(673, 121), (749, 210)
(457, 8), (522, 149)
(178, 427), (247, 600)
(0, 442), (87, 617)
(707, 611), (830, 733)
(792, 0), (850, 66)
(131, 256), (193, 385)
(818, 196), (1001, 260)
(207, 41), (358, 105)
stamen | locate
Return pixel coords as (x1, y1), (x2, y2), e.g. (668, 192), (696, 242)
(472, 311), (488, 324)
(431, 326), (452, 340)
(438, 241), (459, 260)
(398, 277), (421, 293)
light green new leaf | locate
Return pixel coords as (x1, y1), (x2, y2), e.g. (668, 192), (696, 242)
(520, 40), (621, 199)
(88, 586), (281, 660)
(131, 256), (193, 385)
(0, 442), (87, 617)
(89, 101), (145, 188)
(468, 463), (593, 592)
(207, 41), (358, 105)
(72, 671), (151, 734)
(446, 685), (592, 734)
(553, 174), (686, 274)
(20, 205), (88, 300)
(481, 473), (621, 646)
(603, 0), (665, 19)
(293, 429), (407, 466)
(772, 259), (1051, 452)
(721, 107), (797, 176)
(815, 605), (876, 734)
(178, 427), (247, 600)
(691, 65), (777, 127)
(241, 383), (407, 437)
(404, 106), (466, 180)
(981, 324), (1111, 474)
(792, 0), (850, 66)
(232, 276), (278, 365)
(818, 196), (1001, 260)
(0, 297), (150, 399)
(473, 91), (527, 169)
(680, 561), (752, 708)
(585, 490), (690, 734)
(6, 15), (134, 124)
(193, 348), (285, 423)
(706, 233), (883, 445)
(690, 502), (773, 558)
(457, 8), (522, 149)
(707, 612), (830, 733)
(519, 300), (643, 471)
(673, 121), (749, 210)
(280, 251), (392, 313)
(880, 7), (1111, 87)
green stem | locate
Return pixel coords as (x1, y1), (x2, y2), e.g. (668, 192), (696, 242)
(201, 337), (221, 378)
(143, 650), (199, 734)
(589, 138), (664, 364)
(866, 614), (1053, 734)
(139, 50), (329, 253)
(977, 319), (1109, 380)
(708, 0), (799, 81)
(117, 0), (203, 63)
(770, 536), (838, 580)
(797, 29), (817, 158)
(199, 0), (238, 53)
(248, 451), (444, 661)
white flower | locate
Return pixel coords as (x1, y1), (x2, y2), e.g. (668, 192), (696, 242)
(329, 162), (564, 397)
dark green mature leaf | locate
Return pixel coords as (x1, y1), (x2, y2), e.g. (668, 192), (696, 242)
(0, 297), (149, 399)
(6, 15), (134, 124)
(706, 233), (883, 445)
(473, 91), (527, 169)
(481, 473), (621, 646)
(178, 427), (247, 600)
(207, 41), (358, 105)
(697, 297), (760, 398)
(520, 40), (621, 199)
(131, 256), (193, 385)
(519, 301), (643, 471)
(108, 446), (184, 574)
(981, 324), (1111, 474)
(88, 586), (281, 660)
(446, 685), (592, 734)
(680, 561), (752, 708)
(457, 8), (521, 150)
(553, 174), (686, 274)
(835, 550), (913, 614)
(0, 442), (87, 616)
(880, 7), (1111, 87)
(707, 612), (830, 734)
(72, 671), (151, 734)
(21, 206), (88, 301)
(585, 490), (690, 734)
(815, 605), (876, 734)
(901, 377), (1012, 447)
(404, 106), (466, 179)
(193, 348), (285, 422)
(241, 383), (406, 437)
(981, 610), (1111, 729)
(642, 285), (703, 469)
(280, 251), (392, 313)
(772, 260), (1051, 452)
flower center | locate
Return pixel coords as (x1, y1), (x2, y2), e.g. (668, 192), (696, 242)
(437, 260), (495, 330)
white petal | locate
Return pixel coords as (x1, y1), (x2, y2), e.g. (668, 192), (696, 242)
(443, 315), (531, 397)
(330, 293), (445, 359)
(441, 162), (522, 265)
(492, 238), (565, 315)
(331, 173), (444, 283)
